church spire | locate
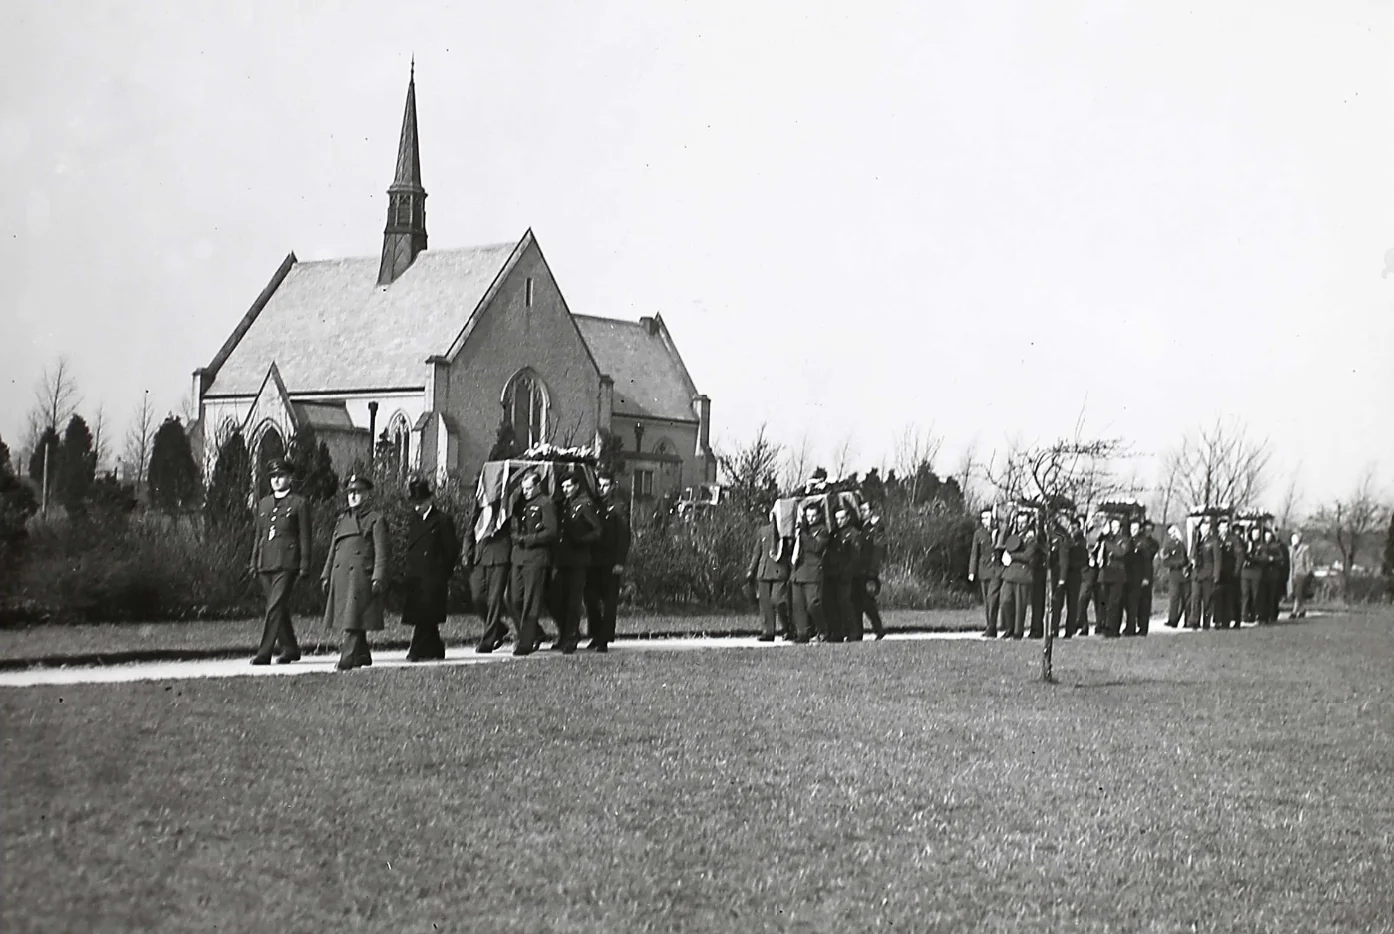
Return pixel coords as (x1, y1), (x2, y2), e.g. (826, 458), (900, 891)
(378, 62), (427, 286)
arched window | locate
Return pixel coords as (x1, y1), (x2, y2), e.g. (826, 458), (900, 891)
(654, 437), (676, 457)
(502, 369), (549, 449)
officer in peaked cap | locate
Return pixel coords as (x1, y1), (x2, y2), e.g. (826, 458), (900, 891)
(510, 468), (559, 655)
(322, 473), (389, 670)
(249, 458), (312, 666)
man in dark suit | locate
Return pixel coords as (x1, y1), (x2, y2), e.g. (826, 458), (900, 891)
(551, 469), (603, 655)
(585, 469), (632, 652)
(789, 501), (829, 643)
(746, 514), (791, 642)
(827, 504), (864, 641)
(969, 508), (1002, 638)
(402, 479), (461, 661)
(249, 458), (312, 665)
(510, 470), (558, 656)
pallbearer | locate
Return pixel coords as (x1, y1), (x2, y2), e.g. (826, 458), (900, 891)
(1049, 515), (1082, 638)
(789, 501), (829, 643)
(746, 513), (791, 642)
(322, 474), (388, 670)
(473, 488), (515, 653)
(856, 501), (887, 640)
(1240, 526), (1266, 623)
(551, 469), (603, 654)
(1189, 517), (1216, 629)
(1160, 525), (1190, 628)
(827, 504), (864, 641)
(510, 470), (558, 656)
(249, 458), (311, 666)
(584, 470), (631, 652)
(401, 479), (461, 662)
(998, 510), (1036, 640)
(1096, 516), (1130, 638)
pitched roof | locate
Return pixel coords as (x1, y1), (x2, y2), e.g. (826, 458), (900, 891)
(293, 401), (357, 432)
(573, 315), (699, 423)
(207, 241), (518, 395)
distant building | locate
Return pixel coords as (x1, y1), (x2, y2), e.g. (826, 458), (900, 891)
(193, 68), (715, 500)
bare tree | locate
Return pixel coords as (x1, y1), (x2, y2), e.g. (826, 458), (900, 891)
(955, 440), (981, 512)
(830, 431), (858, 479)
(1168, 418), (1271, 513)
(91, 404), (109, 473)
(25, 357), (81, 448)
(1152, 449), (1183, 528)
(982, 434), (1030, 507)
(1275, 466), (1304, 532)
(122, 390), (157, 493)
(1312, 464), (1387, 599)
(893, 424), (942, 483)
(717, 424), (783, 512)
(780, 434), (814, 492)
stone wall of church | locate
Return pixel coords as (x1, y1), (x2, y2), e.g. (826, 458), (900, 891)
(439, 240), (602, 484)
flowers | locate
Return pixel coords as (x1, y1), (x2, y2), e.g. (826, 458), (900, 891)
(520, 442), (599, 465)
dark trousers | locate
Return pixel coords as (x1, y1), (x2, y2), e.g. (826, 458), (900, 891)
(1029, 573), (1047, 638)
(1101, 579), (1125, 636)
(832, 576), (860, 641)
(853, 577), (884, 638)
(824, 576), (851, 642)
(1052, 575), (1081, 636)
(1242, 574), (1262, 622)
(756, 580), (790, 639)
(1122, 580), (1142, 635)
(256, 571), (300, 660)
(478, 564), (513, 648)
(584, 565), (621, 645)
(338, 629), (371, 668)
(1189, 578), (1212, 628)
(1077, 570), (1097, 635)
(1137, 580), (1152, 634)
(1212, 579), (1234, 628)
(512, 563), (550, 651)
(407, 621), (445, 660)
(551, 565), (587, 648)
(1166, 573), (1188, 626)
(980, 576), (1002, 636)
(790, 581), (822, 642)
(1000, 580), (1029, 638)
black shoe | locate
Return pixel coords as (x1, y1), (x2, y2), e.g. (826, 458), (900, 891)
(355, 655), (373, 667)
(250, 656), (272, 666)
(757, 634), (775, 642)
(561, 642), (577, 655)
(335, 658), (357, 671)
(275, 652), (301, 664)
(875, 632), (885, 641)
(594, 643), (608, 654)
(476, 640), (500, 654)
(512, 644), (536, 657)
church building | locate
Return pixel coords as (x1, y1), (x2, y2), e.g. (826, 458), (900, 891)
(193, 69), (716, 501)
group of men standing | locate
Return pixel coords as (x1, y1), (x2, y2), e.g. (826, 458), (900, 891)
(746, 495), (887, 644)
(969, 506), (1312, 641)
(246, 460), (632, 667)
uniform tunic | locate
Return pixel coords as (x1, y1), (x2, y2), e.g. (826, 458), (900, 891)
(321, 509), (389, 633)
(969, 525), (1003, 636)
(747, 523), (791, 640)
(250, 492), (312, 660)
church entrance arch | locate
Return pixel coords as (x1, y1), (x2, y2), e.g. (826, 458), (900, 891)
(253, 423), (286, 497)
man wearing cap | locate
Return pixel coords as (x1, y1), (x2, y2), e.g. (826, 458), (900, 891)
(826, 503), (864, 641)
(249, 458), (312, 665)
(322, 474), (389, 670)
(1160, 524), (1190, 628)
(551, 469), (604, 654)
(855, 500), (886, 640)
(474, 488), (516, 654)
(1131, 519), (1159, 635)
(1212, 519), (1240, 629)
(747, 512), (791, 642)
(1189, 517), (1216, 629)
(1048, 515), (1082, 639)
(585, 470), (631, 652)
(998, 511), (1037, 640)
(1096, 516), (1131, 638)
(789, 501), (830, 643)
(401, 479), (461, 661)
(510, 470), (559, 656)
(969, 507), (1002, 638)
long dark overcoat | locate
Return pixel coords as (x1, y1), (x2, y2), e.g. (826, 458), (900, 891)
(401, 507), (461, 627)
(322, 508), (389, 633)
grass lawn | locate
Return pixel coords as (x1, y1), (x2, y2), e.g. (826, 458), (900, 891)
(2, 612), (1391, 933)
(0, 608), (984, 664)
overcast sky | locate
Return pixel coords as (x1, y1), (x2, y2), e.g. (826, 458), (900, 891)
(2, 0), (1391, 509)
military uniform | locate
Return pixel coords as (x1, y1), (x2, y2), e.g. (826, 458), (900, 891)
(789, 518), (829, 643)
(1190, 529), (1217, 629)
(969, 523), (1002, 637)
(1212, 531), (1241, 629)
(1048, 525), (1082, 638)
(1240, 532), (1266, 623)
(322, 494), (389, 670)
(474, 523), (515, 653)
(999, 527), (1037, 640)
(510, 485), (559, 655)
(1160, 535), (1190, 627)
(1097, 530), (1131, 638)
(550, 482), (603, 653)
(1065, 526), (1090, 637)
(401, 493), (461, 661)
(1132, 529), (1159, 635)
(827, 521), (864, 641)
(855, 514), (886, 639)
(1259, 535), (1285, 622)
(747, 522), (791, 641)
(584, 487), (631, 651)
(249, 483), (312, 664)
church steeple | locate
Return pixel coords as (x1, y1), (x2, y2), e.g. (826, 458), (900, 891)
(377, 61), (428, 286)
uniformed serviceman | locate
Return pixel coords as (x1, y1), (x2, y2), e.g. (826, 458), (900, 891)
(1078, 515), (1105, 636)
(1212, 519), (1239, 629)
(550, 469), (603, 655)
(969, 508), (1003, 639)
(1133, 520), (1160, 636)
(510, 470), (559, 656)
(1160, 524), (1190, 628)
(856, 501), (886, 640)
(321, 474), (389, 671)
(584, 470), (631, 652)
(1048, 515), (1082, 639)
(1189, 518), (1215, 629)
(1288, 531), (1313, 619)
(998, 511), (1037, 640)
(249, 458), (312, 666)
(789, 501), (829, 643)
(1259, 529), (1284, 623)
(1029, 516), (1048, 639)
(746, 513), (791, 642)
(474, 490), (516, 654)
(1121, 519), (1146, 636)
(827, 504), (864, 641)
(1065, 515), (1090, 637)
(1096, 516), (1131, 638)
(1240, 526), (1266, 624)
(401, 479), (461, 662)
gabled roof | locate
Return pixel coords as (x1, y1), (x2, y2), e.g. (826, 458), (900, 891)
(206, 240), (519, 395)
(574, 314), (700, 423)
(293, 401), (357, 432)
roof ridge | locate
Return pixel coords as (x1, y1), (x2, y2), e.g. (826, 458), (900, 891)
(572, 313), (645, 325)
(296, 242), (518, 266)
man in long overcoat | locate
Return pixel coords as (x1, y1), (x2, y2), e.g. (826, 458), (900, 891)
(402, 479), (461, 661)
(249, 458), (312, 665)
(322, 474), (389, 670)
